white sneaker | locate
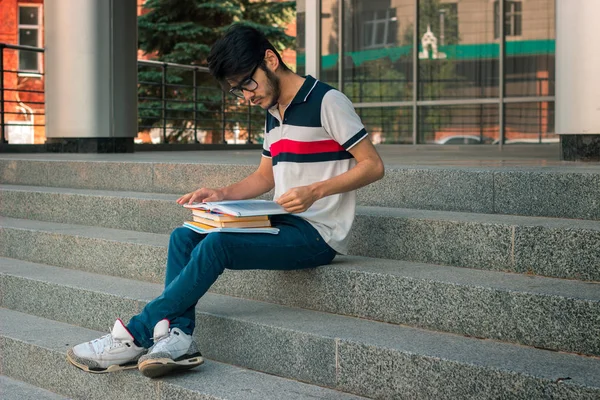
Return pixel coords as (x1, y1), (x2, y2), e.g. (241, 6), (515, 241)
(138, 319), (204, 378)
(67, 319), (146, 373)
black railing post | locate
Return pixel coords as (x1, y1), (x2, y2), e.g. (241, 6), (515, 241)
(247, 104), (252, 144)
(221, 91), (226, 144)
(193, 67), (199, 143)
(161, 63), (167, 143)
(0, 44), (6, 144)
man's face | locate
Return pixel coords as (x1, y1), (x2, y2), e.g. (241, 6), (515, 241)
(228, 64), (281, 109)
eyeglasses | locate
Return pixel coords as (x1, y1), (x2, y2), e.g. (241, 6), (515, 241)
(229, 63), (261, 99)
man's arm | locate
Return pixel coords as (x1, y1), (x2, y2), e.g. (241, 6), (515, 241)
(276, 138), (384, 213)
(176, 156), (274, 204)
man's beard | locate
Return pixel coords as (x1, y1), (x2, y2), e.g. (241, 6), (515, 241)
(263, 67), (281, 109)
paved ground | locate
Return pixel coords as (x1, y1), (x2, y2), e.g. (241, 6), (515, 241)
(1, 144), (599, 170)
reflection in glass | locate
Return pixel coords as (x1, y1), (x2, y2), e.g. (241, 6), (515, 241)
(494, 1), (522, 39)
(418, 105), (498, 144)
(320, 0), (341, 87)
(504, 102), (556, 144)
(504, 0), (555, 97)
(358, 106), (412, 144)
(418, 0), (498, 100)
(296, 0), (306, 76)
(319, 0), (413, 100)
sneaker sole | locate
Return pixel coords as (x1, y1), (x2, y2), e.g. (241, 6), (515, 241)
(67, 350), (139, 374)
(138, 356), (204, 378)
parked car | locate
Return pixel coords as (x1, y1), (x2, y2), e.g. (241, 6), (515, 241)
(435, 135), (495, 145)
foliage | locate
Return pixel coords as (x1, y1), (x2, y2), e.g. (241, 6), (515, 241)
(137, 0), (296, 143)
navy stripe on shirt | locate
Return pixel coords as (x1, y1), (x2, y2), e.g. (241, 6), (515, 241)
(342, 128), (368, 150)
(272, 151), (354, 166)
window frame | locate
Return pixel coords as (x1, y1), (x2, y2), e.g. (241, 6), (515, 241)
(494, 0), (523, 39)
(362, 8), (398, 50)
(17, 3), (44, 76)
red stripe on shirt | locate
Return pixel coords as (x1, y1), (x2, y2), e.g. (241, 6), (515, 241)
(270, 139), (345, 158)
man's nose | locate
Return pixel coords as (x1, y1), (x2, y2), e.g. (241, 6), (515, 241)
(242, 90), (254, 102)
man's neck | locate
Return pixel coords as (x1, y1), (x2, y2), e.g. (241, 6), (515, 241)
(277, 72), (306, 107)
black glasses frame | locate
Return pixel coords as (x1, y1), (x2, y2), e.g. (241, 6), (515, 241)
(228, 63), (261, 98)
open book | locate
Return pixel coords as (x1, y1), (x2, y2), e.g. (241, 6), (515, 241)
(183, 200), (288, 217)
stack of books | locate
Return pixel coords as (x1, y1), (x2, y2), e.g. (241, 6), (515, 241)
(182, 200), (288, 235)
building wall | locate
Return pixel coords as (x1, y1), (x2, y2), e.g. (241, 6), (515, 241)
(0, 0), (45, 144)
(457, 0), (554, 44)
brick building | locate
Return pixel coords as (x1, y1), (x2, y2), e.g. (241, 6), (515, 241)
(0, 0), (45, 144)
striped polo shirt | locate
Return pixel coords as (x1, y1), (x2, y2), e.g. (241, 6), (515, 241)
(262, 75), (368, 254)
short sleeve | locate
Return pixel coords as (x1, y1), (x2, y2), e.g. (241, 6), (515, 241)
(321, 90), (368, 150)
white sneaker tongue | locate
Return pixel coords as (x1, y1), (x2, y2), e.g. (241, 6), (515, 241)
(153, 319), (170, 341)
(111, 319), (134, 341)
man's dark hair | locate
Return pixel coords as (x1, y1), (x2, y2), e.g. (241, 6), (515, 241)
(207, 24), (289, 86)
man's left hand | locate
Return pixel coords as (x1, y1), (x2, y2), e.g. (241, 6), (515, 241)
(276, 185), (319, 213)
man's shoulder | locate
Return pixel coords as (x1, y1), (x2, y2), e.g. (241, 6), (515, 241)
(310, 80), (336, 102)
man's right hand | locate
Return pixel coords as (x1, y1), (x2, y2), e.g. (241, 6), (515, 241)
(176, 188), (225, 205)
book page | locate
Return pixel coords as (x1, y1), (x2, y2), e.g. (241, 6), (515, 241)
(186, 200), (288, 217)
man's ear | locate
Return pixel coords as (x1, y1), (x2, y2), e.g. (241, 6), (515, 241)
(264, 49), (280, 72)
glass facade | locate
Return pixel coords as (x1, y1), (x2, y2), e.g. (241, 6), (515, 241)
(302, 0), (556, 145)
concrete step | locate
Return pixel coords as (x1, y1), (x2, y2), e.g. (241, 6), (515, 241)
(0, 309), (365, 400)
(2, 186), (600, 281)
(1, 159), (599, 220)
(0, 376), (70, 400)
(1, 268), (599, 400)
(1, 247), (599, 358)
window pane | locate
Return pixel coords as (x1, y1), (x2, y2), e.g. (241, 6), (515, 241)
(418, 105), (498, 144)
(19, 29), (38, 47)
(376, 9), (387, 19)
(505, 0), (555, 96)
(19, 6), (39, 25)
(494, 1), (499, 39)
(19, 49), (38, 71)
(504, 102), (556, 144)
(339, 0), (413, 102)
(374, 21), (386, 45)
(363, 22), (373, 47)
(320, 0), (340, 86)
(514, 2), (522, 12)
(419, 0), (497, 100)
(387, 20), (398, 44)
(514, 13), (522, 35)
(296, 0), (306, 76)
(358, 106), (413, 144)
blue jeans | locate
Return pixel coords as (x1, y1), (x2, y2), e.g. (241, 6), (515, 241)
(127, 214), (337, 348)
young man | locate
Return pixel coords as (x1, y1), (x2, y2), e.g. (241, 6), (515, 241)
(67, 24), (384, 379)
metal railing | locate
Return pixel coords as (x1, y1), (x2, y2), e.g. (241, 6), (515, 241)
(0, 43), (265, 146)
(0, 43), (46, 144)
(1, 42), (556, 147)
(137, 59), (264, 145)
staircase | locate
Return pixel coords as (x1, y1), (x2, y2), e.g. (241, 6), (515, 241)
(1, 156), (599, 399)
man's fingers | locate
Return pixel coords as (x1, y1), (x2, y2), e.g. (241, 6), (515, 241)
(285, 205), (306, 213)
(276, 193), (291, 205)
(279, 198), (299, 208)
(188, 193), (202, 204)
(177, 194), (192, 204)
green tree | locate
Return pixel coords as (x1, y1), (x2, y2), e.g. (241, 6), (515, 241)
(344, 59), (411, 144)
(137, 0), (296, 143)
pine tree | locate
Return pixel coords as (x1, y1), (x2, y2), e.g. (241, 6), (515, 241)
(137, 0), (296, 143)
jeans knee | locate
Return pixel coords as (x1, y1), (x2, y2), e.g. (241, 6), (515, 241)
(170, 226), (195, 243)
